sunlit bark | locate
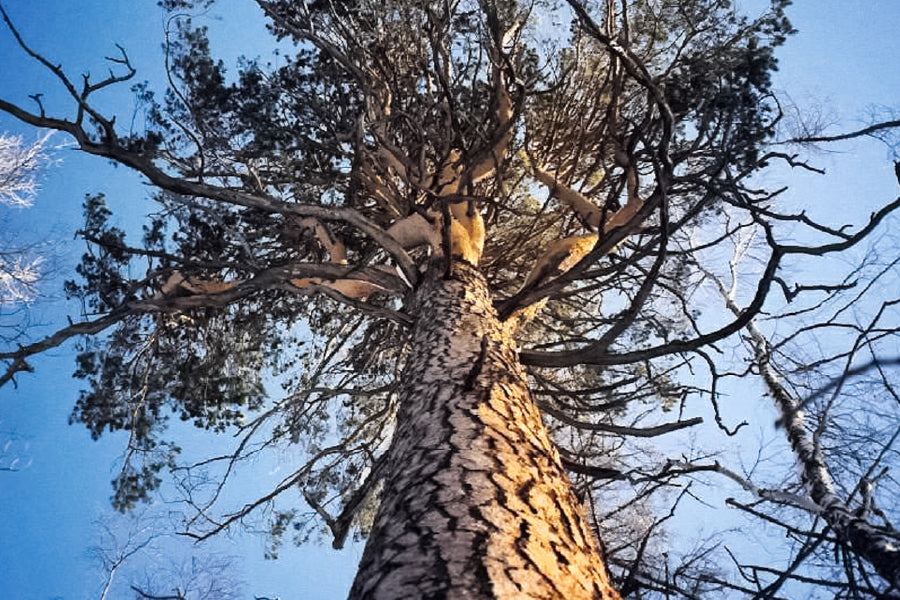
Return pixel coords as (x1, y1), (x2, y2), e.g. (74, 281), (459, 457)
(349, 261), (621, 600)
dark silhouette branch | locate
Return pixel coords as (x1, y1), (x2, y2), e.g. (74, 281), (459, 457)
(787, 120), (900, 144)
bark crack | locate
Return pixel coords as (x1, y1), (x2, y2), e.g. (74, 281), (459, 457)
(463, 334), (490, 391)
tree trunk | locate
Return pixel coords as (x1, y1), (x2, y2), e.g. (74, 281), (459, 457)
(709, 272), (900, 589)
(348, 261), (620, 600)
(751, 326), (900, 589)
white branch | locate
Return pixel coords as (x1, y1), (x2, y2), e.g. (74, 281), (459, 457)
(0, 132), (53, 208)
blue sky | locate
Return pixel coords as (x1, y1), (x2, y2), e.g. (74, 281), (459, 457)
(1, 1), (899, 599)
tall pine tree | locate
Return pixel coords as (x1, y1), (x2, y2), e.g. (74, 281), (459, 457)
(4, 0), (900, 596)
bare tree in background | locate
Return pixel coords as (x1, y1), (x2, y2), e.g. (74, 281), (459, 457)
(92, 511), (244, 600)
(0, 132), (51, 303)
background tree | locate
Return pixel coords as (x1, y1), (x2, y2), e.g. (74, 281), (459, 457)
(91, 510), (244, 600)
(0, 131), (53, 350)
(1, 0), (899, 597)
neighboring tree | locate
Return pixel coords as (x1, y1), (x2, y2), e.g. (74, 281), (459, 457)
(0, 131), (54, 384)
(92, 511), (244, 600)
(0, 132), (51, 305)
(0, 132), (50, 208)
(694, 229), (900, 596)
(1, 0), (899, 598)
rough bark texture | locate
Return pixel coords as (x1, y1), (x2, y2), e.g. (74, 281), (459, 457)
(348, 261), (620, 600)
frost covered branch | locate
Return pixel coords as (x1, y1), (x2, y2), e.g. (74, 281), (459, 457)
(0, 132), (51, 208)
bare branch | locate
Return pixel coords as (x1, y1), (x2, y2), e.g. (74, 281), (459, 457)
(539, 400), (703, 437)
(786, 120), (900, 145)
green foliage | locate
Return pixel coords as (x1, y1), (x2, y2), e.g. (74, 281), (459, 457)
(110, 441), (181, 512)
(657, 0), (794, 169)
(56, 0), (792, 555)
(64, 194), (135, 313)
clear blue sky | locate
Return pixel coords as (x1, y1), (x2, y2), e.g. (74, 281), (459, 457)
(1, 1), (899, 599)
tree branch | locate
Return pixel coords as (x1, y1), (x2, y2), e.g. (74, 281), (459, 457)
(786, 120), (900, 144)
(539, 400), (702, 437)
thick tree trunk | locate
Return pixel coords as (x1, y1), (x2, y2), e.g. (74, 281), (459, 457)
(348, 262), (620, 600)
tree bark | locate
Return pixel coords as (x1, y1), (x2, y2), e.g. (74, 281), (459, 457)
(348, 261), (620, 600)
(752, 325), (900, 589)
(708, 271), (900, 589)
